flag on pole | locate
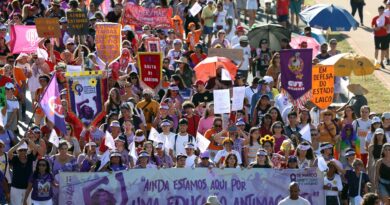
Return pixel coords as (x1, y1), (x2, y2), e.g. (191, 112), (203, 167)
(98, 150), (110, 170)
(148, 127), (164, 143)
(49, 129), (60, 147)
(129, 141), (138, 162)
(196, 132), (210, 153)
(39, 75), (67, 134)
(104, 131), (116, 150)
(299, 124), (311, 143)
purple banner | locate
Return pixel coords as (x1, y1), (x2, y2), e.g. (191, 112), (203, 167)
(280, 49), (312, 100)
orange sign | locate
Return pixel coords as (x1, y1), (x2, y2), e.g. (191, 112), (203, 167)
(95, 23), (122, 64)
(35, 18), (61, 38)
(311, 65), (334, 109)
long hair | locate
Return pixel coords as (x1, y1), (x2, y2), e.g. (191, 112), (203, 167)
(381, 143), (390, 158)
(343, 105), (356, 120)
(374, 132), (387, 145)
(295, 142), (314, 160)
(224, 153), (238, 168)
(270, 52), (280, 68)
(271, 121), (284, 135)
(340, 124), (357, 147)
(260, 113), (272, 130)
(249, 127), (260, 146)
(143, 141), (158, 164)
(33, 159), (51, 179)
(171, 74), (187, 89)
(267, 106), (284, 124)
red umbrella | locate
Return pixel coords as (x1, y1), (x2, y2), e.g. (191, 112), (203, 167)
(290, 35), (320, 57)
(193, 57), (238, 82)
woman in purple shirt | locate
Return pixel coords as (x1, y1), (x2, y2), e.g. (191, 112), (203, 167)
(23, 159), (57, 205)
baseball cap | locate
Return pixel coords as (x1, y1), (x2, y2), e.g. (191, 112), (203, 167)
(160, 119), (172, 126)
(184, 142), (195, 149)
(345, 148), (356, 157)
(30, 125), (41, 133)
(235, 118), (246, 126)
(17, 142), (28, 151)
(375, 128), (385, 135)
(159, 103), (169, 110)
(200, 151), (210, 159)
(122, 25), (132, 32)
(155, 142), (164, 149)
(382, 112), (390, 120)
(256, 149), (268, 156)
(179, 118), (188, 125)
(176, 153), (187, 159)
(193, 80), (205, 87)
(110, 151), (122, 158)
(138, 151), (150, 158)
(239, 36), (249, 42)
(371, 116), (381, 125)
(236, 26), (245, 32)
(110, 120), (121, 128)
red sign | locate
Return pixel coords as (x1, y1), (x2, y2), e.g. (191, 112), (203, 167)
(138, 52), (162, 89)
(122, 4), (173, 29)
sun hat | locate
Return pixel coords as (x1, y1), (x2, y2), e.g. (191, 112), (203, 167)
(205, 196), (221, 205)
(347, 84), (368, 95)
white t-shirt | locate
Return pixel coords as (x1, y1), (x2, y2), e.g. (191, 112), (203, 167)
(232, 44), (251, 71)
(161, 132), (176, 153)
(167, 133), (196, 156)
(213, 149), (242, 165)
(214, 10), (227, 27)
(352, 118), (371, 154)
(278, 196), (311, 205)
(185, 155), (196, 168)
(323, 174), (343, 196)
(167, 49), (184, 65)
(231, 35), (240, 47)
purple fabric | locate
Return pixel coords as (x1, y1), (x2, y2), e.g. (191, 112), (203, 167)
(29, 173), (54, 201)
(280, 49), (312, 99)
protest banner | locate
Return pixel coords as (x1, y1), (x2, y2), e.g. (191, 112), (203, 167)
(213, 89), (230, 114)
(67, 11), (89, 35)
(231, 86), (246, 111)
(280, 49), (312, 108)
(138, 52), (162, 89)
(66, 71), (105, 127)
(35, 18), (61, 38)
(59, 168), (325, 205)
(311, 65), (334, 109)
(122, 4), (173, 29)
(208, 48), (243, 61)
(9, 25), (39, 54)
(95, 23), (122, 64)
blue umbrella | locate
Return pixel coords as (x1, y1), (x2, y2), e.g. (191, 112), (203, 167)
(299, 4), (359, 31)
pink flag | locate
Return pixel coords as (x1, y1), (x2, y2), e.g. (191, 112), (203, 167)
(9, 25), (40, 54)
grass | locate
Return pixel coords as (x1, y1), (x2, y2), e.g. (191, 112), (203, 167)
(327, 33), (390, 113)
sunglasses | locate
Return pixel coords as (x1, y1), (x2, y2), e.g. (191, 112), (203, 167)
(214, 124), (222, 128)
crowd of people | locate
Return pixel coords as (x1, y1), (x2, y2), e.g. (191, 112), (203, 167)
(0, 0), (388, 205)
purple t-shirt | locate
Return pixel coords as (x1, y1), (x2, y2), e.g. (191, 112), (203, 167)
(29, 173), (54, 201)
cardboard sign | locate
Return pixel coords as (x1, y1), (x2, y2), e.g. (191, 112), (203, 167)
(311, 65), (334, 109)
(231, 86), (246, 111)
(122, 4), (173, 29)
(208, 48), (243, 61)
(35, 18), (61, 38)
(138, 52), (162, 89)
(95, 23), (122, 64)
(67, 11), (89, 35)
(213, 89), (230, 114)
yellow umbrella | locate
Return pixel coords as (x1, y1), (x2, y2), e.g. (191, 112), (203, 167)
(319, 53), (375, 76)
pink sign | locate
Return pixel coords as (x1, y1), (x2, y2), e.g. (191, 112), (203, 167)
(9, 25), (40, 54)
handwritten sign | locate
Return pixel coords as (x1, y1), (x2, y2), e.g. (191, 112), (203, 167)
(122, 4), (173, 29)
(59, 168), (325, 205)
(208, 48), (243, 61)
(231, 86), (245, 111)
(213, 89), (230, 114)
(138, 52), (162, 89)
(95, 23), (122, 64)
(35, 18), (61, 38)
(67, 11), (89, 35)
(311, 65), (334, 109)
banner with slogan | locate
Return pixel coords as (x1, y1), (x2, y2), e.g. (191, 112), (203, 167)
(9, 25), (39, 54)
(311, 65), (334, 109)
(138, 52), (162, 89)
(66, 71), (106, 126)
(122, 4), (173, 29)
(280, 48), (313, 108)
(35, 18), (61, 38)
(67, 11), (89, 35)
(59, 168), (325, 205)
(95, 23), (122, 64)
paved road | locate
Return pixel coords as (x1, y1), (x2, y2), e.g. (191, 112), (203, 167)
(313, 0), (390, 90)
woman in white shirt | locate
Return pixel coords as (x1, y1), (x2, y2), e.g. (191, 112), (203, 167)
(324, 161), (343, 205)
(3, 83), (19, 135)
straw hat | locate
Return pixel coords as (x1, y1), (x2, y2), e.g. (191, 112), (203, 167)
(320, 109), (335, 119)
(347, 84), (368, 95)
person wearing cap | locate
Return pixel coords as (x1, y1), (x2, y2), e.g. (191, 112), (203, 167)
(175, 56), (195, 88)
(191, 80), (213, 107)
(101, 150), (127, 171)
(115, 135), (132, 165)
(98, 120), (122, 154)
(382, 112), (390, 141)
(189, 43), (208, 66)
(155, 142), (173, 168)
(78, 141), (99, 172)
(182, 101), (200, 137)
(184, 142), (196, 168)
(133, 151), (151, 169)
(195, 151), (215, 168)
(136, 89), (159, 132)
(367, 128), (386, 182)
(319, 142), (335, 162)
(248, 148), (272, 168)
(152, 103), (174, 133)
(250, 92), (272, 127)
(201, 0), (216, 47)
(186, 22), (202, 51)
(365, 116), (383, 148)
(8, 138), (37, 205)
(168, 118), (196, 161)
(167, 39), (184, 65)
(3, 82), (19, 134)
(286, 156), (299, 169)
(230, 26), (246, 47)
(352, 105), (372, 166)
(214, 138), (242, 167)
(45, 0), (65, 18)
(211, 29), (230, 48)
(253, 39), (272, 78)
(232, 35), (251, 80)
(175, 153), (187, 168)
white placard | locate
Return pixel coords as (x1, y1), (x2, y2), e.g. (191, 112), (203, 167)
(189, 2), (202, 17)
(66, 65), (82, 72)
(149, 127), (164, 143)
(213, 89), (230, 114)
(299, 124), (311, 143)
(231, 86), (246, 111)
(104, 131), (116, 150)
(221, 68), (232, 81)
(49, 129), (59, 147)
(196, 132), (210, 153)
